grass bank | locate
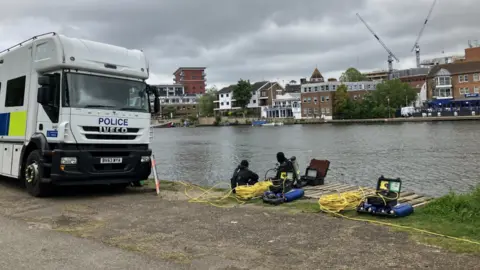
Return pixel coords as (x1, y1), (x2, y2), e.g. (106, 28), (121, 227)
(149, 180), (480, 253)
(275, 186), (480, 253)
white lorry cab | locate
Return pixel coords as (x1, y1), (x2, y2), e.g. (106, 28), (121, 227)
(0, 32), (160, 197)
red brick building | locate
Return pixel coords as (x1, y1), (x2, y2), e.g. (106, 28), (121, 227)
(300, 68), (380, 118)
(173, 67), (206, 94)
(426, 46), (480, 101)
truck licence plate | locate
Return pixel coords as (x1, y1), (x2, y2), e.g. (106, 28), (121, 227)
(100, 157), (123, 164)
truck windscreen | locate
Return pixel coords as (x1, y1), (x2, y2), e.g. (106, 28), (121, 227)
(64, 73), (149, 113)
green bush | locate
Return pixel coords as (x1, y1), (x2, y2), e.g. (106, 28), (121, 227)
(420, 186), (480, 224)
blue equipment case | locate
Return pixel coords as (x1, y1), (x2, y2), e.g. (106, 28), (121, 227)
(356, 176), (414, 218)
(262, 189), (304, 205)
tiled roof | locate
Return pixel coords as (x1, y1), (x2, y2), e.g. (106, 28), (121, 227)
(285, 84), (301, 93)
(311, 68), (324, 80)
(218, 85), (236, 94)
(427, 61), (480, 77)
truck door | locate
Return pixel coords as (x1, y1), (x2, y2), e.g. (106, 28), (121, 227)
(30, 40), (62, 143)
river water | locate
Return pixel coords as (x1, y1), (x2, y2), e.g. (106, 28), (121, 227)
(151, 122), (480, 197)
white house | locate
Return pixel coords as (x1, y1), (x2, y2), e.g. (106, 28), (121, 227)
(214, 81), (284, 113)
(261, 93), (302, 119)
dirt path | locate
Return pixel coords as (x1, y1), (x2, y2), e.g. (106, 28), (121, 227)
(0, 179), (479, 270)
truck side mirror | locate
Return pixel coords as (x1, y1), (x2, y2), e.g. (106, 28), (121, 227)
(154, 97), (160, 114)
(37, 75), (55, 106)
(38, 75), (50, 86)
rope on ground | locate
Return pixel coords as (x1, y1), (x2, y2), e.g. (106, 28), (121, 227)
(175, 180), (272, 208)
(318, 188), (480, 246)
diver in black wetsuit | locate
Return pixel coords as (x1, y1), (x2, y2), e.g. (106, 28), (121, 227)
(269, 152), (296, 194)
(275, 152), (294, 179)
(230, 160), (259, 193)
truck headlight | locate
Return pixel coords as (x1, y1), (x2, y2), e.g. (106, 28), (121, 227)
(140, 156), (150, 162)
(61, 157), (77, 165)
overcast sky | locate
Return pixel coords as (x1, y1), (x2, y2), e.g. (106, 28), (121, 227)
(1, 0), (478, 89)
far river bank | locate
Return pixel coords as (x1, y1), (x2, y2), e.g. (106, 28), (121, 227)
(152, 115), (480, 127)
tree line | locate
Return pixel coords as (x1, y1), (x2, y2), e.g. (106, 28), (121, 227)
(334, 77), (418, 119)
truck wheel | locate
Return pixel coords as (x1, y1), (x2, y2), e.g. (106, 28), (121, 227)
(24, 150), (52, 197)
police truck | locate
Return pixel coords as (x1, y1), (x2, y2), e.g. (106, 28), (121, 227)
(0, 32), (160, 197)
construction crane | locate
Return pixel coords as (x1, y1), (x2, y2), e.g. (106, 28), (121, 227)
(411, 0), (438, 68)
(356, 13), (399, 80)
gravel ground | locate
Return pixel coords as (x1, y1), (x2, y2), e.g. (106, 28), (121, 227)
(0, 179), (479, 270)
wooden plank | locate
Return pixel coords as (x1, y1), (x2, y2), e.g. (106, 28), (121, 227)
(317, 183), (348, 190)
(311, 183), (339, 189)
(399, 194), (422, 203)
(408, 197), (433, 206)
(331, 186), (355, 192)
(399, 192), (415, 198)
(412, 201), (430, 208)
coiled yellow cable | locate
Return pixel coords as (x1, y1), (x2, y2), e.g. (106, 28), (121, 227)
(235, 181), (273, 200)
(176, 180), (272, 208)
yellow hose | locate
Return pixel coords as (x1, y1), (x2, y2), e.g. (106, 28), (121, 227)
(176, 180), (272, 208)
(235, 181), (272, 200)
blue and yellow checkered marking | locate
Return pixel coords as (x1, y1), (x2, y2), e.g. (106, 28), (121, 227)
(0, 111), (27, 136)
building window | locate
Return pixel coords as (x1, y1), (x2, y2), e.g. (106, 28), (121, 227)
(353, 85), (357, 90)
(308, 87), (312, 92)
(437, 76), (451, 85)
(433, 88), (452, 97)
(5, 76), (26, 107)
(314, 86), (318, 91)
(326, 108), (330, 114)
(303, 109), (308, 115)
(253, 100), (256, 103)
(227, 102), (230, 105)
(321, 108), (326, 114)
(307, 97), (311, 103)
(221, 102), (224, 105)
(226, 94), (229, 97)
(314, 108), (319, 115)
(321, 96), (325, 102)
(353, 95), (358, 100)
(313, 97), (318, 104)
(475, 87), (479, 93)
(303, 98), (307, 103)
(332, 85), (336, 90)
(474, 73), (480, 82)
(459, 75), (468, 83)
(221, 94), (224, 98)
(321, 85), (325, 91)
(459, 87), (469, 95)
(326, 96), (330, 101)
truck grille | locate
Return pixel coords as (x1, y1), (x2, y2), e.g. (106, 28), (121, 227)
(82, 126), (140, 133)
(85, 134), (137, 140)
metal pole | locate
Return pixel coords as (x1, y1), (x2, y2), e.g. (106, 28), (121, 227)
(388, 97), (391, 118)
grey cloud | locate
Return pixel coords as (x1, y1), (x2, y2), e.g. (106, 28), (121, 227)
(1, 0), (479, 86)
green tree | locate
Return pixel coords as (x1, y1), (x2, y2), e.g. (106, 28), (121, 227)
(334, 84), (349, 117)
(198, 87), (217, 117)
(371, 79), (418, 110)
(340, 67), (367, 82)
(232, 79), (253, 117)
(163, 106), (176, 119)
